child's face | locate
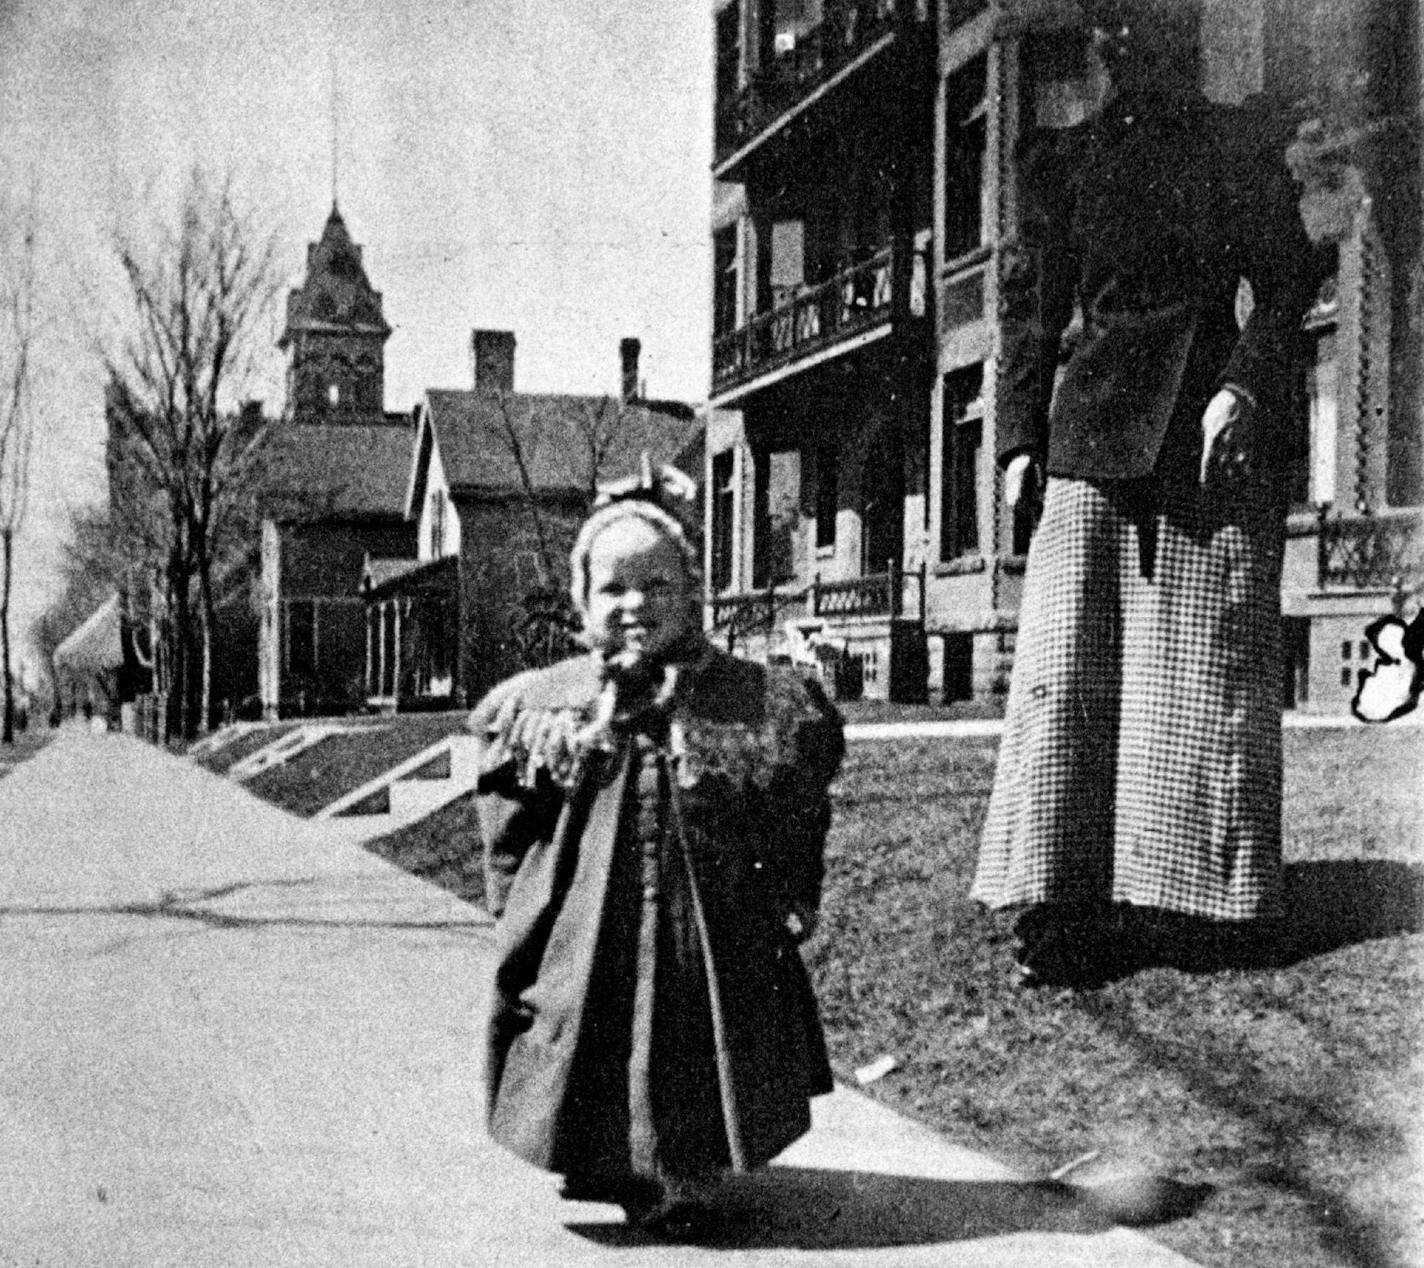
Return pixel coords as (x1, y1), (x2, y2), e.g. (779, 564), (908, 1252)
(583, 518), (698, 665)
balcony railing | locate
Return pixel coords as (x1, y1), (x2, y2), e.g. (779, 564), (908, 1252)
(708, 560), (928, 651)
(716, 0), (909, 165)
(1318, 509), (1423, 593)
(811, 560), (926, 620)
(713, 247), (900, 394)
(708, 583), (808, 653)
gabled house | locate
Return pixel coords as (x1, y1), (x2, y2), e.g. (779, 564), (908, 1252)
(362, 330), (701, 710)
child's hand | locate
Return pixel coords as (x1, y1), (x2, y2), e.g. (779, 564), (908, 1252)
(509, 708), (582, 786)
(784, 904), (819, 943)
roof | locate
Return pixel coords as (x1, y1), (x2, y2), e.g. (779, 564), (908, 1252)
(54, 595), (124, 672)
(260, 420), (415, 520)
(361, 553), (458, 599)
(362, 557), (425, 590)
(417, 390), (700, 508)
(279, 205), (390, 347)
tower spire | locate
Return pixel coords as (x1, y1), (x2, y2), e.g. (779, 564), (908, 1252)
(329, 44), (340, 211)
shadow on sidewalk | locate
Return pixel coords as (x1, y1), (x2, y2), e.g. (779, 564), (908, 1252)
(0, 878), (493, 936)
(569, 1166), (1211, 1251)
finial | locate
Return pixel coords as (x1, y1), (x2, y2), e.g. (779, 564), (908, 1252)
(329, 45), (340, 211)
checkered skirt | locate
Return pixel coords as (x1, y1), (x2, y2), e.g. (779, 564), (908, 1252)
(973, 476), (1286, 922)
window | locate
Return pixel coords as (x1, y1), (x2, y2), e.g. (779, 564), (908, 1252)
(940, 366), (984, 561)
(429, 489), (446, 559)
(714, 226), (739, 338)
(769, 218), (806, 309)
(1306, 327), (1339, 507)
(815, 436), (838, 549)
(944, 56), (988, 261)
(1283, 616), (1309, 708)
(770, 0), (821, 57)
(752, 448), (799, 587)
(286, 600), (316, 680)
(710, 450), (736, 592)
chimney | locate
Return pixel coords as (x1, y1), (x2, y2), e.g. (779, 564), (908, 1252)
(472, 329), (516, 394)
(619, 337), (641, 402)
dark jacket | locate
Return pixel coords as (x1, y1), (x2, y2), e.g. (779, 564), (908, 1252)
(472, 648), (843, 1179)
(997, 89), (1324, 481)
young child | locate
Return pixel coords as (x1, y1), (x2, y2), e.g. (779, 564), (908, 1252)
(471, 467), (843, 1237)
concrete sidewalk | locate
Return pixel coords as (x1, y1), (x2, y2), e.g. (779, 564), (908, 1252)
(0, 730), (1198, 1267)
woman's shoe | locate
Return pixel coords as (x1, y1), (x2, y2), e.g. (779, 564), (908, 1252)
(631, 1195), (717, 1241)
(1013, 910), (1116, 989)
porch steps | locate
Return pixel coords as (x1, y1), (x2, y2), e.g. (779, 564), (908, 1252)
(227, 724), (353, 782)
(187, 722), (264, 761)
(315, 734), (483, 843)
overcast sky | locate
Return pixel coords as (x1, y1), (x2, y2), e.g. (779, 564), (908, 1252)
(0, 0), (713, 671)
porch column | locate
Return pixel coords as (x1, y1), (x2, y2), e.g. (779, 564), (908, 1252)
(370, 601), (381, 698)
(392, 599), (403, 711)
(378, 601), (389, 698)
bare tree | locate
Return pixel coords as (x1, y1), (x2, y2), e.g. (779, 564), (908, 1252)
(0, 206), (40, 743)
(481, 390), (693, 669)
(486, 391), (664, 577)
(489, 391), (563, 584)
(570, 394), (631, 505)
(103, 166), (281, 738)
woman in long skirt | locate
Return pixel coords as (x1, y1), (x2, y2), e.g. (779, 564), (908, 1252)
(973, 0), (1327, 986)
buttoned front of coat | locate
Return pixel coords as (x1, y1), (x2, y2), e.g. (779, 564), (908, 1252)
(997, 89), (1325, 482)
(471, 649), (843, 1182)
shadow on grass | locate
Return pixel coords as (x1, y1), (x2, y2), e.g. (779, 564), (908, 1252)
(1113, 861), (1424, 978)
(569, 1165), (1211, 1251)
(1074, 989), (1411, 1268)
(1278, 860), (1424, 963)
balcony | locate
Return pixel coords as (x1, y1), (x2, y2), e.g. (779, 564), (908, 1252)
(715, 0), (911, 172)
(715, 246), (921, 398)
(1317, 508), (1423, 594)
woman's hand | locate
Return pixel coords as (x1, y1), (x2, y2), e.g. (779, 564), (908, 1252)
(1200, 387), (1252, 485)
(1005, 452), (1041, 508)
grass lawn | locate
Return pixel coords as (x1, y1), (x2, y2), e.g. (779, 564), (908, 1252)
(837, 697), (1006, 726)
(241, 712), (471, 817)
(356, 718), (1421, 1267)
(364, 791), (486, 904)
(809, 727), (1423, 1268)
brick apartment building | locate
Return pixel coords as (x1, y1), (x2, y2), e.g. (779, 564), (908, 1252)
(704, 0), (1423, 711)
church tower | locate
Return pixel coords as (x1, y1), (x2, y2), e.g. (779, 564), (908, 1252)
(278, 204), (391, 424)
